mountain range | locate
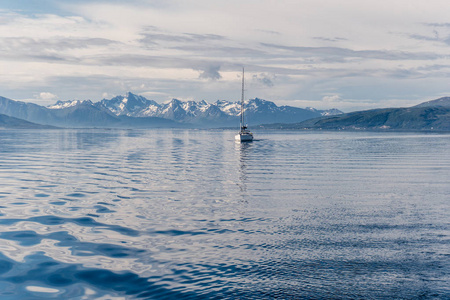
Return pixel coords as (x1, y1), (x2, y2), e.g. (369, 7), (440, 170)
(0, 93), (341, 128)
(49, 92), (340, 126)
(3, 92), (448, 131)
(0, 114), (56, 129)
(261, 97), (450, 131)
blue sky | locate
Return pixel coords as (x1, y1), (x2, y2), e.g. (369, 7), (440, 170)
(1, 0), (450, 111)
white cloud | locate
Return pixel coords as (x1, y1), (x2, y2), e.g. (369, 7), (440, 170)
(38, 92), (58, 100)
(24, 91), (59, 105)
(1, 1), (450, 111)
(322, 95), (342, 103)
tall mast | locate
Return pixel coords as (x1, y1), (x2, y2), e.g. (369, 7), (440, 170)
(240, 67), (245, 129)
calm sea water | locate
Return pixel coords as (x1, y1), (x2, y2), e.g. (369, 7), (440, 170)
(0, 129), (448, 299)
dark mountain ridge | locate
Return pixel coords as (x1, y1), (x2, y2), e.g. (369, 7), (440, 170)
(0, 114), (57, 129)
(0, 96), (54, 125)
(413, 97), (450, 108)
(264, 97), (450, 131)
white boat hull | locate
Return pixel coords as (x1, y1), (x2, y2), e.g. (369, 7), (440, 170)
(235, 132), (253, 142)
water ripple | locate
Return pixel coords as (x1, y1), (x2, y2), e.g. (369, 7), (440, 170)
(0, 216), (140, 237)
(0, 129), (448, 299)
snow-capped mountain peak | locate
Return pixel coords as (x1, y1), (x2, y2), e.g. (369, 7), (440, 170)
(50, 93), (343, 126)
(215, 100), (240, 116)
(48, 100), (92, 109)
(306, 107), (344, 116)
(98, 92), (159, 116)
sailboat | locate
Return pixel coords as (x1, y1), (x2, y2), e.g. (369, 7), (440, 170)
(235, 68), (254, 142)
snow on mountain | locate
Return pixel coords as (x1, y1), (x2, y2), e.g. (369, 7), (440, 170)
(140, 104), (159, 116)
(97, 92), (159, 116)
(94, 93), (343, 126)
(48, 100), (93, 109)
(246, 98), (279, 113)
(158, 99), (187, 120)
(182, 100), (210, 115)
(320, 108), (344, 116)
(215, 100), (240, 116)
(44, 92), (342, 126)
(306, 107), (344, 116)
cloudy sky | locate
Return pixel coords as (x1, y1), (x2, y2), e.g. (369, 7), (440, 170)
(1, 0), (450, 111)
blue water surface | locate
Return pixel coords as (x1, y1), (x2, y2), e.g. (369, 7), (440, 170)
(0, 129), (448, 299)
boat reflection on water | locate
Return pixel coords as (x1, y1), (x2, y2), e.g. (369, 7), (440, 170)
(235, 140), (254, 194)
